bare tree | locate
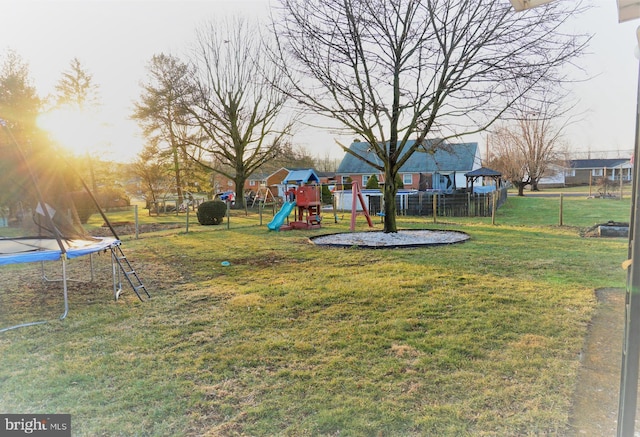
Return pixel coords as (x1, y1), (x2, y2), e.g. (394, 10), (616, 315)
(487, 128), (530, 196)
(185, 17), (294, 209)
(488, 94), (572, 196)
(314, 152), (341, 172)
(268, 142), (316, 171)
(272, 0), (588, 232)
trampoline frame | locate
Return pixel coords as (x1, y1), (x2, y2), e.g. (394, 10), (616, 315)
(0, 237), (122, 332)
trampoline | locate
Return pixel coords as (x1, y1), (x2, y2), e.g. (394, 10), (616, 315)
(0, 119), (148, 332)
(0, 237), (123, 332)
(0, 236), (119, 265)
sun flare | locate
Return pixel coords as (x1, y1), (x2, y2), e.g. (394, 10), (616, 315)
(37, 107), (108, 156)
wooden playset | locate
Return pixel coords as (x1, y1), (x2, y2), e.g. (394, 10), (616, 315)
(280, 184), (322, 230)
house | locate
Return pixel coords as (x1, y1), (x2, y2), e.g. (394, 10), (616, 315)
(523, 158), (633, 188)
(220, 167), (293, 199)
(336, 140), (481, 191)
(565, 158), (632, 185)
(264, 168), (290, 197)
(245, 171), (270, 192)
(316, 171), (338, 187)
(536, 162), (570, 188)
(210, 171), (270, 197)
(210, 172), (235, 195)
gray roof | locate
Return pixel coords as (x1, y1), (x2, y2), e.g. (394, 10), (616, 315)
(248, 171), (270, 181)
(337, 140), (478, 174)
(465, 167), (501, 177)
(316, 171), (337, 179)
(570, 158), (630, 169)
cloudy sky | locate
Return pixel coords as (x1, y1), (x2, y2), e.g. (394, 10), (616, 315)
(1, 0), (639, 162)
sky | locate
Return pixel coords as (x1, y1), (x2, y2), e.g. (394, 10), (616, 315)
(1, 0), (640, 162)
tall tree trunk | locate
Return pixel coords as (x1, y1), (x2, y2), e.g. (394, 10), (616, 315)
(383, 166), (398, 233)
(233, 175), (246, 209)
(531, 180), (539, 191)
(171, 143), (184, 205)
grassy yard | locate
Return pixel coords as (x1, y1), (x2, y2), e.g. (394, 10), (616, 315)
(511, 182), (633, 198)
(0, 195), (630, 436)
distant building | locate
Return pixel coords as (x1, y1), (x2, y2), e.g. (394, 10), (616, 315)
(565, 158), (632, 185)
(537, 158), (633, 188)
(336, 140), (481, 191)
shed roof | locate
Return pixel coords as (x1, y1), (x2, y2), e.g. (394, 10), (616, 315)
(337, 140), (478, 174)
(465, 167), (502, 177)
(282, 169), (321, 184)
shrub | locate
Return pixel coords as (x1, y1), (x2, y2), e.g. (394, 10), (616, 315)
(321, 185), (333, 204)
(365, 174), (380, 189)
(197, 200), (227, 225)
(596, 177), (616, 197)
(97, 186), (131, 209)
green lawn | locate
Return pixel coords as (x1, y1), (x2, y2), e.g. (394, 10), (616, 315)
(0, 196), (630, 436)
(498, 195), (631, 227)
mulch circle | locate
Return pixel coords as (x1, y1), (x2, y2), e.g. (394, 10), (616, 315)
(309, 229), (470, 249)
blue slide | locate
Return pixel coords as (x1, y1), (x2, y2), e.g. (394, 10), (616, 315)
(267, 201), (296, 231)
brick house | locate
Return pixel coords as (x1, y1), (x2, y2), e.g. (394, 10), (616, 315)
(336, 140), (481, 191)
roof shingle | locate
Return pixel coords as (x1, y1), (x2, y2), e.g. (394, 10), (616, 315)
(337, 140), (478, 174)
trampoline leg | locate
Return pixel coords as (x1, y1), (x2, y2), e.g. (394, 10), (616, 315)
(90, 252), (95, 282)
(112, 250), (123, 300)
(60, 257), (69, 320)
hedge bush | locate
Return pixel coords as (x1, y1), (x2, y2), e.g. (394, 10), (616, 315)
(197, 200), (227, 225)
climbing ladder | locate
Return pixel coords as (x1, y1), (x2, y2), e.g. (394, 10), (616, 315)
(110, 243), (150, 301)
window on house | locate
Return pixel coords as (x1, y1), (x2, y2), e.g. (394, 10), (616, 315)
(565, 169), (575, 177)
(249, 180), (256, 186)
(342, 176), (350, 185)
(592, 169), (603, 177)
(362, 175), (370, 186)
(402, 174), (412, 185)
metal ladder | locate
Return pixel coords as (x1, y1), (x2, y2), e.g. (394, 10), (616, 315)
(111, 244), (150, 301)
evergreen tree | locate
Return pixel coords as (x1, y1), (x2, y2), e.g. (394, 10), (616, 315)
(365, 174), (379, 189)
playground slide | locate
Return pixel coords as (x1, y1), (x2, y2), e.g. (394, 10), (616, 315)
(267, 201), (296, 231)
